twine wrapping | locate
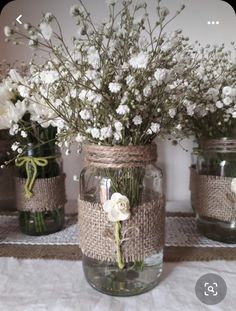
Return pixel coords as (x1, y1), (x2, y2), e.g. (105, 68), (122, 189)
(193, 169), (236, 222)
(83, 143), (157, 168)
(200, 138), (236, 153)
(78, 196), (165, 262)
(15, 175), (66, 212)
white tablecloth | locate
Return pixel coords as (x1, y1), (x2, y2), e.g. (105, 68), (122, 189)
(0, 258), (235, 311)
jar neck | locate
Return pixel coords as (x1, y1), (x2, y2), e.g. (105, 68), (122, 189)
(200, 137), (236, 153)
(84, 143), (157, 168)
(24, 142), (59, 158)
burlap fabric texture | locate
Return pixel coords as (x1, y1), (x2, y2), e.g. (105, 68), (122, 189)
(79, 143), (165, 262)
(191, 168), (236, 223)
(78, 197), (165, 262)
(15, 175), (66, 212)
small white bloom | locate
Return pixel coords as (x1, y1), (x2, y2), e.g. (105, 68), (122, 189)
(44, 12), (54, 23)
(176, 124), (182, 130)
(4, 26), (13, 37)
(54, 99), (62, 108)
(232, 111), (236, 118)
(79, 109), (92, 120)
(90, 128), (100, 139)
(100, 126), (112, 140)
(114, 121), (123, 132)
(87, 46), (100, 69)
(129, 51), (149, 69)
(223, 97), (232, 106)
(216, 101), (223, 109)
(132, 115), (142, 125)
(222, 86), (233, 97)
(231, 178), (236, 195)
(11, 142), (20, 151)
(20, 130), (27, 138)
(116, 104), (130, 115)
(109, 82), (122, 93)
(17, 148), (23, 154)
(70, 5), (80, 17)
(168, 108), (176, 118)
(39, 22), (53, 40)
(154, 68), (170, 84)
(40, 71), (59, 84)
(150, 122), (160, 133)
(103, 192), (130, 222)
(78, 90), (87, 101)
(9, 69), (24, 84)
(18, 85), (30, 98)
(143, 85), (151, 97)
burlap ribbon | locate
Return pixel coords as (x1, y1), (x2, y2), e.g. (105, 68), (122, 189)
(192, 168), (236, 222)
(78, 196), (165, 262)
(15, 175), (66, 212)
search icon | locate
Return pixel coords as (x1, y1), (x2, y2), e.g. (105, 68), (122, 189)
(207, 286), (214, 293)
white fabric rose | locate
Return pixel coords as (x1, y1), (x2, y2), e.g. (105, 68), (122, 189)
(103, 193), (131, 222)
(231, 178), (236, 195)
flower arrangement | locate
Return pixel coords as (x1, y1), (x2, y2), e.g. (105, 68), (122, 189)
(177, 44), (236, 140)
(4, 0), (196, 151)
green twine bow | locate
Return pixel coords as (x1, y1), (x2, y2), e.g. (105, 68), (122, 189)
(16, 156), (55, 199)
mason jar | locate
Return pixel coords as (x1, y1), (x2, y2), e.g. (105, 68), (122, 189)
(78, 143), (165, 296)
(15, 142), (66, 235)
(196, 138), (236, 243)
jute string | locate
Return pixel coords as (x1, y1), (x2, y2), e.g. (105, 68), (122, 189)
(191, 168), (236, 222)
(200, 138), (236, 153)
(15, 175), (66, 212)
(83, 143), (157, 168)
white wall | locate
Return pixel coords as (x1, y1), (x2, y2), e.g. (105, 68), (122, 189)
(0, 0), (236, 202)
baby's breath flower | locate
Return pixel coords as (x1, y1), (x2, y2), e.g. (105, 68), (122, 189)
(116, 104), (130, 115)
(4, 26), (13, 37)
(129, 52), (149, 69)
(109, 82), (122, 93)
(133, 115), (142, 125)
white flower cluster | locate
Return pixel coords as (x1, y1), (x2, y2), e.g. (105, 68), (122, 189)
(178, 44), (236, 139)
(3, 1), (193, 148)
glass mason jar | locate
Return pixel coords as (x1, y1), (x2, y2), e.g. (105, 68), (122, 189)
(79, 144), (165, 296)
(16, 142), (65, 235)
(196, 138), (236, 243)
(0, 130), (16, 211)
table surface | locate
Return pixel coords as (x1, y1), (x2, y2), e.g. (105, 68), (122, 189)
(0, 201), (235, 311)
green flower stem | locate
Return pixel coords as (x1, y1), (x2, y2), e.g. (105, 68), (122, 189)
(115, 221), (124, 270)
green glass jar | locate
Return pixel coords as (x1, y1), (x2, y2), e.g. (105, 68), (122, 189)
(79, 144), (165, 296)
(196, 138), (236, 243)
(16, 142), (65, 235)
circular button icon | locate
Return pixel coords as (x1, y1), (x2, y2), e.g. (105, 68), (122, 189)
(195, 273), (227, 305)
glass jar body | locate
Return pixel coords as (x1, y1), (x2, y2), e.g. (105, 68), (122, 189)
(17, 143), (65, 235)
(196, 139), (236, 243)
(79, 163), (164, 296)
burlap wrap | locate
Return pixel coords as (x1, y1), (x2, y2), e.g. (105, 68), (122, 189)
(78, 197), (165, 262)
(15, 175), (66, 212)
(193, 169), (236, 222)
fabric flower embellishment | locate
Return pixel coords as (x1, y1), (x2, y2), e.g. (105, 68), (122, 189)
(231, 178), (236, 195)
(103, 193), (130, 222)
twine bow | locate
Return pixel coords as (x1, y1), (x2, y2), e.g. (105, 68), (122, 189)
(15, 156), (55, 199)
